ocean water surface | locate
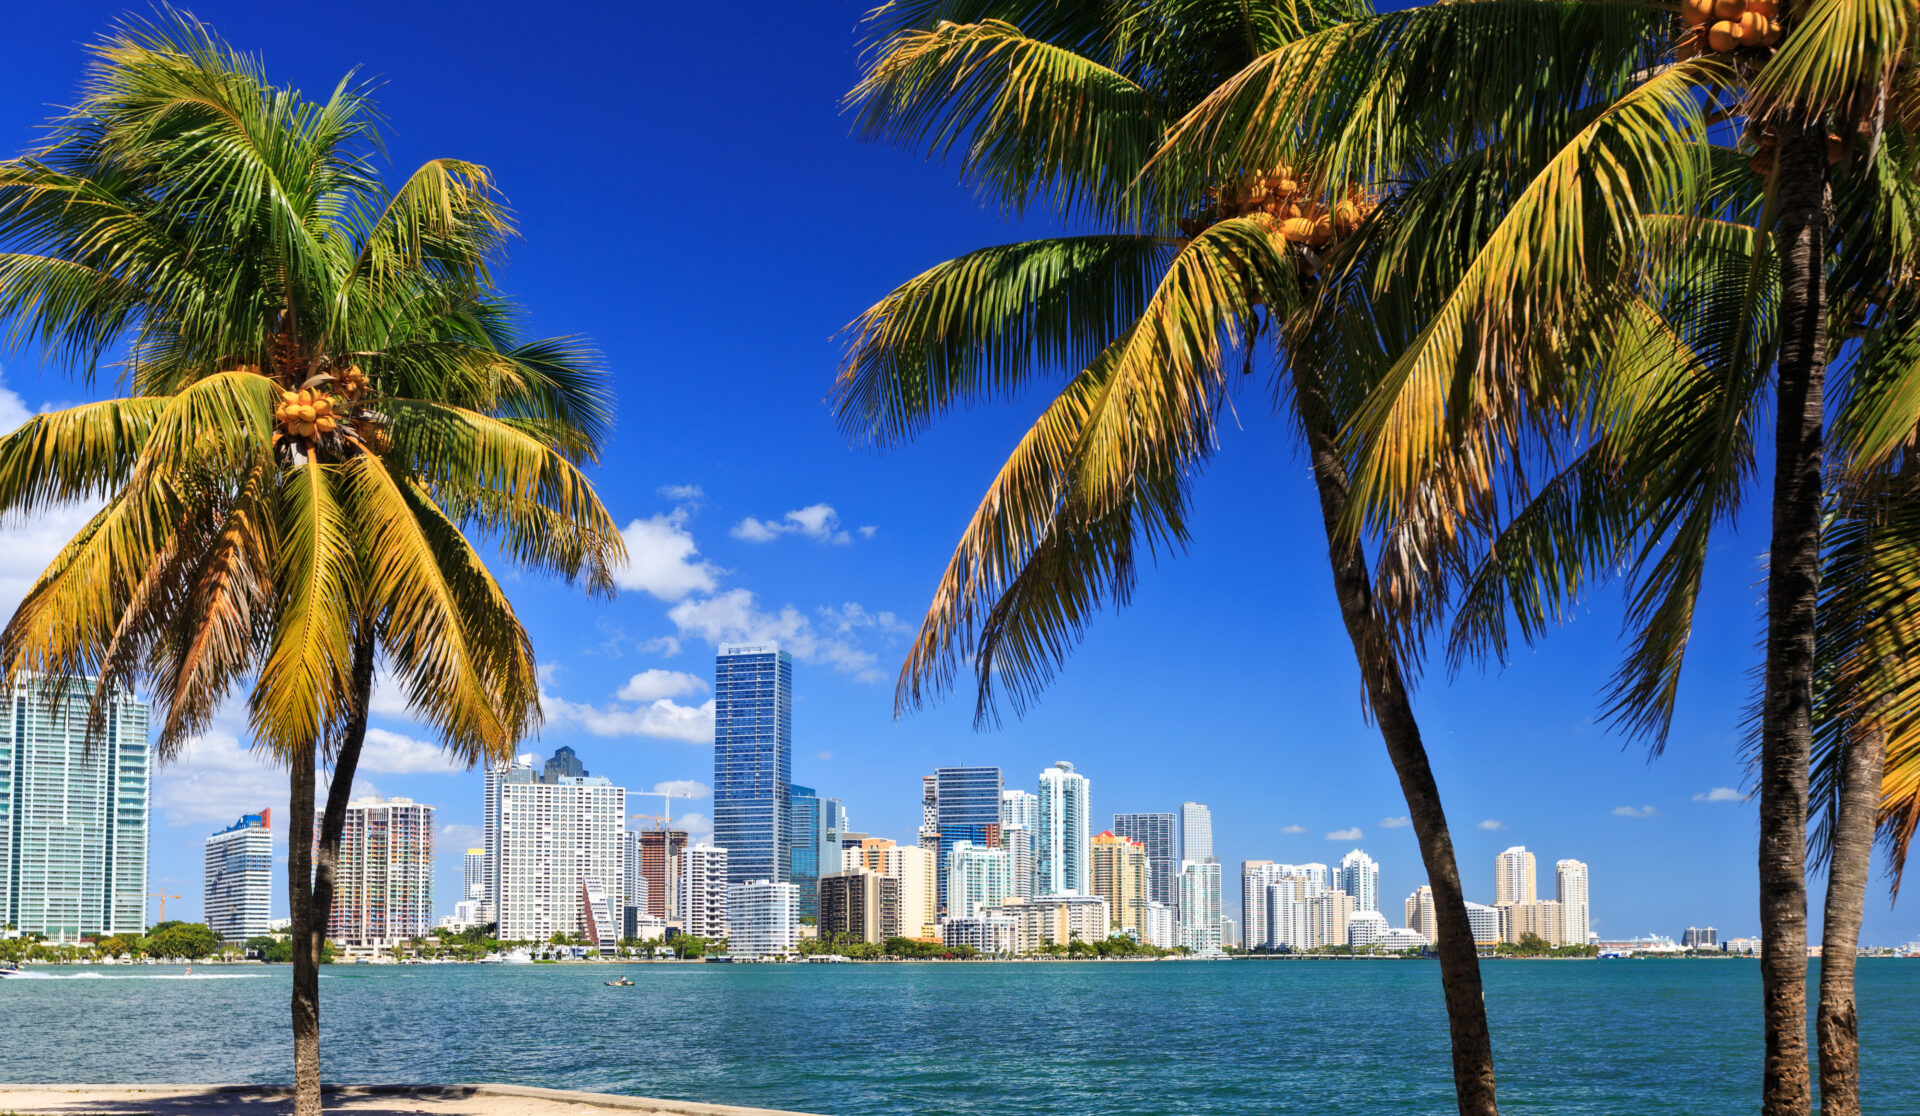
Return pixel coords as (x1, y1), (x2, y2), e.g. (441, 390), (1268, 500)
(4, 958), (1917, 1114)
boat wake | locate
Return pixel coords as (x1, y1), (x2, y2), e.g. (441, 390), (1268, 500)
(5, 970), (269, 980)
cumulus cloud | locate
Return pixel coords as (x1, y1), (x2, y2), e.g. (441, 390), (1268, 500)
(657, 484), (705, 503)
(617, 669), (708, 703)
(440, 823), (484, 848)
(615, 509), (722, 601)
(667, 588), (882, 680)
(543, 690), (715, 744)
(647, 779), (711, 800)
(671, 810), (715, 846)
(1380, 816), (1411, 828)
(1476, 819), (1507, 831)
(731, 503), (857, 545)
(360, 727), (465, 775)
(154, 727), (286, 829)
(1279, 825), (1307, 835)
(1326, 827), (1364, 841)
(1694, 787), (1745, 803)
(1612, 805), (1658, 818)
(638, 635), (683, 658)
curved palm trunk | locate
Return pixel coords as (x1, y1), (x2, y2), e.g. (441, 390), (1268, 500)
(1815, 721), (1885, 1116)
(1299, 372), (1499, 1116)
(290, 618), (379, 1116)
(1760, 122), (1830, 1116)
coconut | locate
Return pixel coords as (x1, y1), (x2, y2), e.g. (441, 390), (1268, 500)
(1827, 135), (1846, 163)
(1745, 0), (1776, 15)
(1763, 18), (1781, 43)
(1682, 0), (1715, 23)
(1711, 0), (1742, 17)
(1707, 20), (1737, 50)
(1280, 217), (1316, 243)
(1734, 10), (1768, 42)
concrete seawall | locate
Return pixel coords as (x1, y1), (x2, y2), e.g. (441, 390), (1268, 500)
(0, 1083), (829, 1116)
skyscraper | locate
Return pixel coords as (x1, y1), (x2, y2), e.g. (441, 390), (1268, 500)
(542, 746), (588, 781)
(204, 811), (272, 942)
(1036, 761), (1092, 896)
(0, 675), (150, 942)
(946, 840), (1012, 919)
(1000, 788), (1039, 832)
(1496, 846), (1538, 904)
(328, 796), (435, 948)
(1001, 825), (1036, 900)
(490, 752), (626, 943)
(1113, 812), (1178, 907)
(727, 879), (799, 958)
(462, 848), (486, 902)
(932, 766), (1003, 913)
(919, 775), (939, 848)
(1556, 859), (1590, 944)
(1337, 848), (1381, 913)
(1241, 861), (1293, 949)
(1178, 859), (1223, 955)
(1091, 831), (1148, 938)
(1405, 885), (1436, 944)
(819, 869), (901, 944)
(622, 830), (651, 928)
(1179, 802), (1214, 864)
(714, 643), (793, 885)
(846, 837), (936, 938)
(788, 784), (822, 918)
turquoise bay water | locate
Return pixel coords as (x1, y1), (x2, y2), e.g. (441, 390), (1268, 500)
(4, 959), (1918, 1114)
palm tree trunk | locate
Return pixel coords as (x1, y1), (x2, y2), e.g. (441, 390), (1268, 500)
(1760, 121), (1830, 1116)
(1815, 721), (1885, 1116)
(1298, 370), (1499, 1116)
(291, 617), (378, 1116)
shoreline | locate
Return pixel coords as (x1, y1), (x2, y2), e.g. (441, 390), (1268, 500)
(0, 1083), (826, 1116)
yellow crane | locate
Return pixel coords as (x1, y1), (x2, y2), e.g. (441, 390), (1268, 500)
(143, 889), (180, 925)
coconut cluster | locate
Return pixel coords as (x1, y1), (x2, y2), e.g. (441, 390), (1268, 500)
(335, 365), (370, 400)
(1199, 164), (1379, 249)
(275, 388), (340, 439)
(1679, 0), (1781, 53)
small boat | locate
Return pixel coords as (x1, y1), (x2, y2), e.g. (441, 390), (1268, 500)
(604, 976), (634, 987)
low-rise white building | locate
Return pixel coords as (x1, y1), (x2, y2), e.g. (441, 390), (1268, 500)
(727, 879), (798, 959)
(1144, 900), (1178, 949)
(1347, 910), (1390, 948)
(943, 914), (1018, 955)
(1375, 927), (1431, 951)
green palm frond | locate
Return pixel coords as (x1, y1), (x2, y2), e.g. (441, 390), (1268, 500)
(0, 397), (167, 514)
(250, 459), (356, 757)
(1747, 0), (1913, 121)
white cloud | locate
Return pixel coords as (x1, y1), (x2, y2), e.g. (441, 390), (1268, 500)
(667, 588), (881, 680)
(440, 823), (484, 848)
(1325, 827), (1364, 841)
(615, 510), (722, 601)
(858, 525), (877, 539)
(1279, 824), (1306, 835)
(155, 727), (287, 829)
(671, 810), (715, 846)
(1694, 787), (1745, 803)
(730, 503), (853, 545)
(658, 484), (705, 502)
(617, 669), (708, 703)
(360, 727), (465, 775)
(1612, 805), (1658, 818)
(813, 750), (833, 762)
(543, 690), (715, 744)
(647, 779), (711, 800)
(821, 602), (908, 636)
(1380, 816), (1411, 829)
(1476, 819), (1507, 831)
(638, 635), (683, 657)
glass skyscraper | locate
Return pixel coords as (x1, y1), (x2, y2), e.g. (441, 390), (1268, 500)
(788, 784), (844, 919)
(714, 643), (793, 885)
(931, 766), (1002, 916)
(0, 675), (150, 942)
(1113, 812), (1178, 907)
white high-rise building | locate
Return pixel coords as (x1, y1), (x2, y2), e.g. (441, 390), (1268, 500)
(328, 796), (435, 948)
(1463, 900), (1503, 946)
(579, 879), (618, 954)
(1292, 862), (1333, 890)
(1556, 859), (1590, 944)
(1241, 861), (1293, 949)
(1000, 788), (1039, 832)
(1179, 802), (1214, 864)
(1262, 877), (1352, 951)
(1406, 885), (1437, 944)
(1496, 846), (1538, 904)
(679, 844), (729, 939)
(203, 811), (272, 941)
(462, 848), (486, 902)
(1001, 825), (1036, 900)
(945, 840), (1012, 919)
(1178, 859), (1222, 955)
(1337, 848), (1381, 913)
(1036, 761), (1091, 896)
(490, 752), (626, 944)
(919, 775), (939, 849)
(1144, 900), (1178, 949)
(727, 879), (798, 958)
(0, 675), (150, 942)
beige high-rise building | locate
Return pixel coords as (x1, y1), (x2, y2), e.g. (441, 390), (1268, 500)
(1556, 859), (1590, 945)
(1405, 885), (1436, 945)
(1495, 846), (1538, 904)
(819, 868), (901, 943)
(844, 837), (936, 938)
(1091, 831), (1149, 937)
(1498, 898), (1565, 945)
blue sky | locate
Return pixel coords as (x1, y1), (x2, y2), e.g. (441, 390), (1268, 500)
(1, 2), (1912, 947)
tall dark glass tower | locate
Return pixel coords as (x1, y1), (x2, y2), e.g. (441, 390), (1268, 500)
(713, 643), (792, 885)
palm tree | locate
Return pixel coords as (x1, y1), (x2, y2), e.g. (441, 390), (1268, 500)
(838, 3), (1542, 1110)
(0, 17), (622, 1115)
(1153, 1), (1916, 1111)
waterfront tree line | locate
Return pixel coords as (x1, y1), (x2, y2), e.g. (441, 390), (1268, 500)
(0, 5), (1914, 1116)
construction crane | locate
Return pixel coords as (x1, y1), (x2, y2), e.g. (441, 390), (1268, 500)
(628, 789), (699, 933)
(629, 786), (698, 831)
(143, 889), (180, 925)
